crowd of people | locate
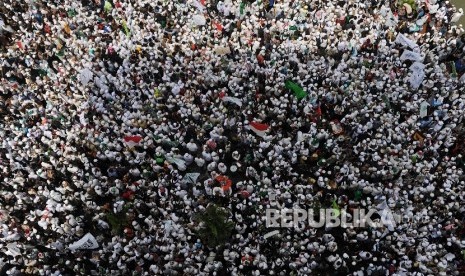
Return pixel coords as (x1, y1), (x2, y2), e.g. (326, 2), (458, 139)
(1, 0), (465, 274)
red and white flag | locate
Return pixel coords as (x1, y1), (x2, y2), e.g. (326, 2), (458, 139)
(123, 135), (143, 147)
(249, 122), (270, 137)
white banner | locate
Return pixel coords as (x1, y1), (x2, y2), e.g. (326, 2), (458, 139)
(395, 33), (420, 52)
(79, 68), (93, 85)
(215, 46), (231, 55)
(183, 173), (200, 184)
(192, 14), (206, 26)
(400, 50), (423, 62)
(380, 6), (398, 28)
(68, 233), (99, 250)
(263, 230), (280, 239)
(420, 101), (429, 118)
(222, 96), (242, 107)
(191, 0), (205, 12)
(409, 62), (426, 90)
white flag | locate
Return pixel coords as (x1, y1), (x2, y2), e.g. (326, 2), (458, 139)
(263, 230), (280, 239)
(79, 68), (93, 85)
(409, 62), (426, 90)
(191, 0), (205, 12)
(400, 50), (423, 62)
(166, 156), (187, 171)
(380, 6), (398, 28)
(192, 14), (206, 26)
(222, 96), (242, 107)
(395, 33), (419, 52)
(183, 173), (200, 184)
(214, 46), (231, 55)
(419, 101), (429, 118)
(376, 201), (396, 231)
(68, 233), (99, 250)
(5, 243), (21, 257)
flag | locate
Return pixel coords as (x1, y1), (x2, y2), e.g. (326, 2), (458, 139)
(285, 80), (307, 100)
(315, 106), (322, 116)
(377, 201), (396, 231)
(123, 135), (143, 147)
(331, 200), (340, 217)
(400, 50), (423, 62)
(154, 88), (162, 98)
(222, 96), (242, 107)
(63, 23), (71, 35)
(409, 62), (425, 90)
(122, 19), (130, 36)
(214, 21), (223, 31)
(419, 101), (429, 118)
(79, 68), (93, 85)
(166, 156), (187, 171)
(263, 230), (279, 239)
(5, 243), (21, 257)
(192, 14), (206, 26)
(104, 1), (113, 13)
(249, 121), (270, 137)
(192, 0), (206, 12)
(395, 33), (419, 51)
(68, 233), (99, 250)
(183, 173), (200, 184)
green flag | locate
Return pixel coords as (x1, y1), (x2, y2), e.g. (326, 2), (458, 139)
(354, 190), (362, 201)
(451, 61), (457, 78)
(331, 200), (340, 217)
(240, 2), (245, 15)
(122, 19), (130, 36)
(289, 26), (298, 31)
(104, 1), (113, 13)
(285, 80), (307, 100)
(68, 9), (77, 17)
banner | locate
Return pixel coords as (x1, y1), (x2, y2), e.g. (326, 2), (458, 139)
(214, 46), (231, 55)
(183, 173), (200, 184)
(419, 101), (429, 118)
(263, 230), (279, 239)
(409, 62), (426, 90)
(192, 0), (206, 12)
(166, 156), (187, 171)
(222, 96), (242, 106)
(249, 121), (270, 137)
(395, 33), (419, 52)
(68, 233), (99, 250)
(380, 6), (398, 28)
(285, 80), (308, 100)
(79, 68), (93, 85)
(192, 14), (206, 26)
(400, 50), (423, 62)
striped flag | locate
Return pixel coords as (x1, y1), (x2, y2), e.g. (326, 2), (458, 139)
(123, 135), (143, 147)
(249, 122), (270, 137)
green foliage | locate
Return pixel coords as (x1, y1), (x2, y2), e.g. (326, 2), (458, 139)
(194, 205), (235, 248)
